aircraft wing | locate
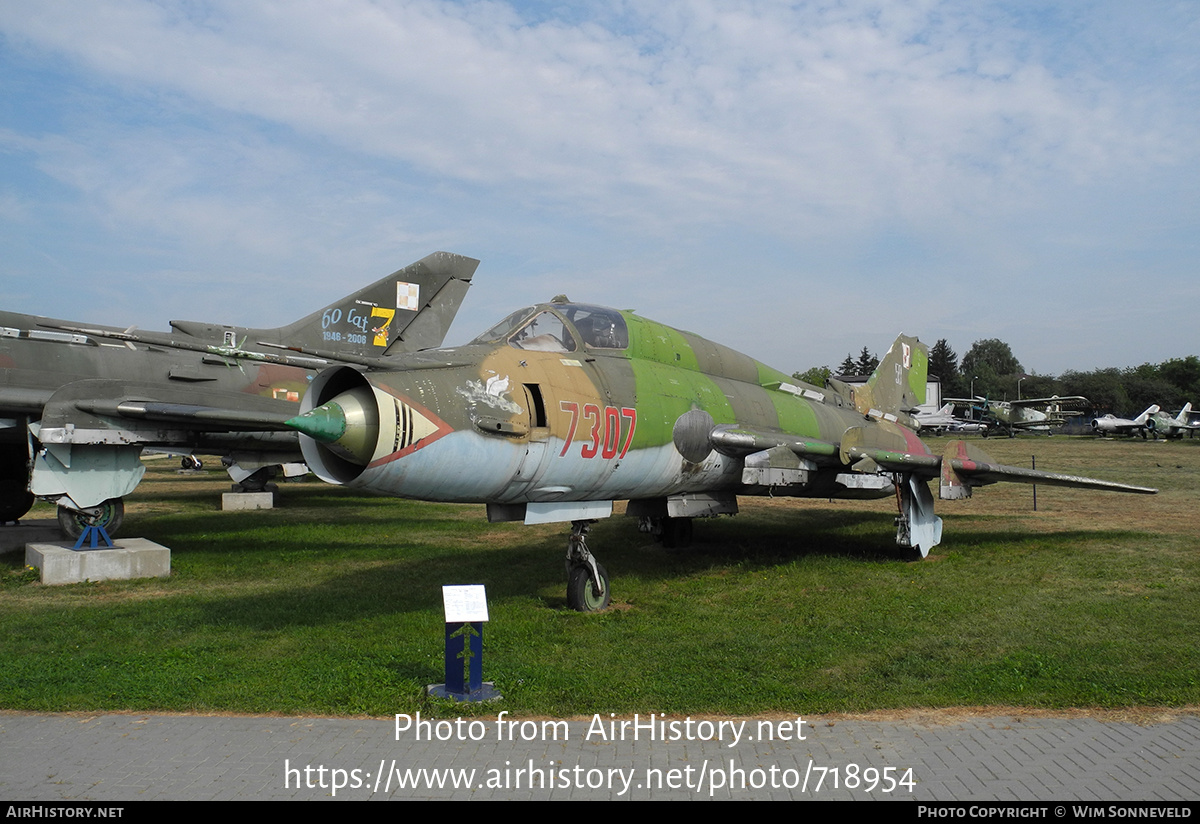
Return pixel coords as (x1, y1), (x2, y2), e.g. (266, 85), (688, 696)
(1009, 395), (1089, 409)
(40, 323), (336, 369)
(30, 379), (298, 510)
(1007, 417), (1059, 430)
(36, 379), (295, 442)
(40, 322), (487, 372)
(710, 424), (1155, 496)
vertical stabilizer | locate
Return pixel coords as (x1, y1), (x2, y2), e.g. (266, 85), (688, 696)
(170, 251), (479, 359)
(851, 334), (928, 427)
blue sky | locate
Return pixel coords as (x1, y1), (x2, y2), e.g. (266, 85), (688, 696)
(1, 1), (1197, 376)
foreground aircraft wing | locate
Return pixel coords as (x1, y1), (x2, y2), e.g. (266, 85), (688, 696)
(711, 424), (1156, 496)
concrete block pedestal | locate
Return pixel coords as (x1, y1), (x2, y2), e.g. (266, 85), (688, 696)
(26, 539), (171, 585)
(221, 492), (276, 511)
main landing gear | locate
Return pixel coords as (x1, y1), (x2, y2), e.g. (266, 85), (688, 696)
(56, 498), (125, 541)
(0, 489), (34, 525)
(565, 520), (611, 612)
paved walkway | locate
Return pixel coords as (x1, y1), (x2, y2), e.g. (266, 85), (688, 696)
(2, 710), (1197, 800)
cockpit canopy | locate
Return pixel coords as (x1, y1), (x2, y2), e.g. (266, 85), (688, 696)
(470, 303), (629, 353)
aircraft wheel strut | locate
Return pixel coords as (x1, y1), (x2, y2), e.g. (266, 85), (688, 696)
(565, 520), (611, 612)
(57, 498), (124, 541)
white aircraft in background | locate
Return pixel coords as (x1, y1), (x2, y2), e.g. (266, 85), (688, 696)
(913, 403), (988, 435)
(1091, 405), (1160, 438)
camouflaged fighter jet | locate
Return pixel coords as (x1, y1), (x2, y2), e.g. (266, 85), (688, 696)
(0, 252), (478, 537)
(1146, 404), (1198, 439)
(284, 295), (1156, 611)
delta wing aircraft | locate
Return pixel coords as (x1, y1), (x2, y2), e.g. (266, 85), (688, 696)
(1091, 405), (1160, 438)
(0, 252), (478, 536)
(280, 292), (1155, 611)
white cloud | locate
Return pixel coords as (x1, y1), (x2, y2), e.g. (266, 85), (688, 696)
(0, 1), (1197, 370)
(3, 1), (1180, 234)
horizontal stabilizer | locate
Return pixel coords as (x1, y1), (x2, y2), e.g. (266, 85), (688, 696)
(939, 439), (1156, 496)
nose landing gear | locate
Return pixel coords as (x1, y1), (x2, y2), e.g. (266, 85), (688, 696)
(565, 520), (611, 612)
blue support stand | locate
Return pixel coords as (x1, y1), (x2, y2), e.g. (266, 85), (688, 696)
(427, 621), (500, 703)
(72, 524), (114, 550)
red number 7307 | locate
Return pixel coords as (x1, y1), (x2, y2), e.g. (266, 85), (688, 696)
(558, 401), (637, 459)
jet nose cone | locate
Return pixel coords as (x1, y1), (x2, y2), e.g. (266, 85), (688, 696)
(286, 386), (379, 465)
(287, 402), (346, 442)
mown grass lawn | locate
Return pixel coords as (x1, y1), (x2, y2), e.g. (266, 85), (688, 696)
(2, 436), (1197, 717)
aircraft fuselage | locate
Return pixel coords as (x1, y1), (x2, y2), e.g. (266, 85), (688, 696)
(296, 301), (928, 517)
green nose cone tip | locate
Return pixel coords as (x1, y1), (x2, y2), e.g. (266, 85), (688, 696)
(286, 402), (347, 443)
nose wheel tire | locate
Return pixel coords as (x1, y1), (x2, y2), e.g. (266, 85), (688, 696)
(567, 562), (611, 612)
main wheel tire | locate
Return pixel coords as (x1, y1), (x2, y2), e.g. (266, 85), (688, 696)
(567, 562), (611, 612)
(0, 485), (34, 523)
(234, 466), (274, 492)
(57, 498), (125, 540)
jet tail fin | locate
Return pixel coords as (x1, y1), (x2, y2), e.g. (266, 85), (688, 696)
(1135, 404), (1161, 424)
(848, 334), (928, 427)
(170, 251), (479, 359)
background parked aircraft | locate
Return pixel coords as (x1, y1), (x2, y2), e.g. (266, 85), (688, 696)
(0, 252), (478, 536)
(913, 402), (989, 435)
(946, 395), (1089, 437)
(1091, 405), (1160, 438)
(1146, 403), (1197, 439)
